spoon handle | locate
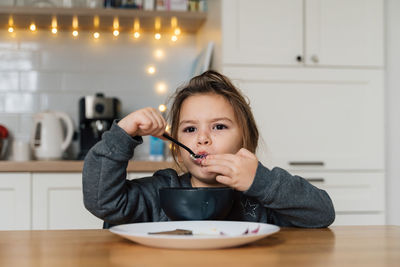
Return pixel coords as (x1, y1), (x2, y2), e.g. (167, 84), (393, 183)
(162, 133), (196, 157)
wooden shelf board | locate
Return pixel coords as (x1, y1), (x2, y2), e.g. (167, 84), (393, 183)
(0, 6), (206, 33)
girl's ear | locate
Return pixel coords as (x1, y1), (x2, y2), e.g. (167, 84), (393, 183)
(176, 148), (184, 163)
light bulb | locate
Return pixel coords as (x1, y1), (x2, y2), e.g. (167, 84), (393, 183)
(147, 66), (156, 74)
(171, 35), (178, 42)
(155, 82), (167, 94)
(72, 30), (79, 37)
(8, 26), (14, 33)
(158, 104), (167, 113)
(30, 23), (36, 32)
(174, 28), (181, 35)
(154, 33), (161, 40)
(133, 31), (140, 38)
(93, 32), (100, 39)
(154, 49), (164, 59)
(113, 29), (119, 36)
(51, 28), (57, 34)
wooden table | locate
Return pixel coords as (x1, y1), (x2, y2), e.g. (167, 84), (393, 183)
(0, 226), (399, 267)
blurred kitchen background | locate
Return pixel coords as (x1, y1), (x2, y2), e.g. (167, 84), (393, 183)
(0, 0), (399, 229)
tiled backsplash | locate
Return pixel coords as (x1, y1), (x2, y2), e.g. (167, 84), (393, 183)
(0, 29), (198, 159)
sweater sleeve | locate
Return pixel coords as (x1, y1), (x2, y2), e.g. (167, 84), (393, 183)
(82, 121), (174, 224)
(244, 162), (335, 228)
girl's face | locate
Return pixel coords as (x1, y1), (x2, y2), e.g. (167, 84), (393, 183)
(177, 93), (243, 187)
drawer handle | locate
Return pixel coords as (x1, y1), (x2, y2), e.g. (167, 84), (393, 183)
(289, 161), (324, 166)
(305, 178), (325, 183)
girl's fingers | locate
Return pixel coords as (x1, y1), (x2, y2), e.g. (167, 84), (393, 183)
(202, 164), (233, 177)
(216, 175), (233, 186)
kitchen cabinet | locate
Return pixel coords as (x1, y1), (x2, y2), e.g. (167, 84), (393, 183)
(224, 67), (384, 170)
(0, 171), (154, 231)
(0, 173), (31, 230)
(31, 172), (153, 230)
(222, 0), (383, 67)
(32, 173), (103, 230)
(294, 171), (385, 225)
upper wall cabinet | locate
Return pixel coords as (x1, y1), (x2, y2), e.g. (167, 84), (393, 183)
(222, 0), (383, 67)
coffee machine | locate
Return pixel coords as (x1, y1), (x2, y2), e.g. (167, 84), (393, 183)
(78, 93), (121, 159)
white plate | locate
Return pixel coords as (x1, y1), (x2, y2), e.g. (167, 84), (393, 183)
(109, 221), (280, 249)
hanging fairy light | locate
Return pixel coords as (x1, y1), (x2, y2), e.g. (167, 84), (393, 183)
(171, 35), (178, 42)
(133, 18), (140, 39)
(51, 16), (58, 34)
(154, 17), (161, 40)
(30, 22), (37, 32)
(93, 15), (100, 39)
(72, 15), (79, 37)
(8, 16), (14, 33)
(113, 17), (119, 37)
(171, 16), (180, 41)
(147, 65), (156, 75)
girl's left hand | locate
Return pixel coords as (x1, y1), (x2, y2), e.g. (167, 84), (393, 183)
(201, 148), (258, 191)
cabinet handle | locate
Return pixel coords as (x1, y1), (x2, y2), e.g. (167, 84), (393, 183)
(289, 161), (325, 166)
(311, 55), (319, 63)
(296, 55), (303, 62)
(305, 178), (325, 183)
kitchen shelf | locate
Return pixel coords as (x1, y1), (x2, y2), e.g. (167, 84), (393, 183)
(0, 6), (206, 33)
(0, 160), (178, 172)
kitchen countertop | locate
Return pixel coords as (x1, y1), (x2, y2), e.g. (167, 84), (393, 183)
(0, 226), (399, 266)
(0, 160), (178, 172)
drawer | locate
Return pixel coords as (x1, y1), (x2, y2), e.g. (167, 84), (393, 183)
(290, 171), (385, 213)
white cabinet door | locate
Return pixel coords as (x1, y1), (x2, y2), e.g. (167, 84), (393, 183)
(0, 173), (31, 230)
(305, 0), (384, 67)
(224, 67), (384, 170)
(221, 0), (383, 68)
(222, 0), (303, 66)
(32, 173), (103, 230)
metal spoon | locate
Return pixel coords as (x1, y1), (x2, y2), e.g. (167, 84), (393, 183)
(162, 133), (205, 160)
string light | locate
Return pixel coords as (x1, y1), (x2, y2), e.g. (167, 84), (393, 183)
(171, 35), (178, 42)
(154, 17), (161, 40)
(155, 82), (167, 94)
(133, 18), (140, 39)
(30, 23), (36, 32)
(147, 66), (156, 74)
(154, 49), (164, 59)
(113, 17), (119, 37)
(158, 104), (167, 113)
(174, 28), (181, 35)
(93, 15), (100, 39)
(51, 16), (57, 35)
(8, 15), (14, 33)
(72, 16), (79, 37)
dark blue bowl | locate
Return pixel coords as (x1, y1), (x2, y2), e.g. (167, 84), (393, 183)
(159, 187), (234, 221)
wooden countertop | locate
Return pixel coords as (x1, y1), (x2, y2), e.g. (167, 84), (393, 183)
(0, 226), (399, 266)
(0, 160), (178, 172)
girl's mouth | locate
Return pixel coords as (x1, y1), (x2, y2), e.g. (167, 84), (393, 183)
(192, 152), (208, 164)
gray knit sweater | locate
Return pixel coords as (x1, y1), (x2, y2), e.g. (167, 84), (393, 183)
(82, 122), (335, 228)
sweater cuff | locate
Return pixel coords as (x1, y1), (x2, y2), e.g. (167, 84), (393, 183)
(102, 120), (143, 159)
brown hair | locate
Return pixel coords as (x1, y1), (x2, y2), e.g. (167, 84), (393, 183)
(167, 70), (259, 165)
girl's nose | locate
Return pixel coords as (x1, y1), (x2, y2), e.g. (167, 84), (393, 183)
(197, 130), (211, 145)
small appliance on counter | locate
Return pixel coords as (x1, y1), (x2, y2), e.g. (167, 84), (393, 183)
(31, 111), (74, 160)
(78, 93), (121, 160)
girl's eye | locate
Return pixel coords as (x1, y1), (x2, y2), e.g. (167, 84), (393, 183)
(183, 126), (196, 133)
(213, 124), (227, 130)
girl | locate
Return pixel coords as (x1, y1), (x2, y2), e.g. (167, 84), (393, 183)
(83, 71), (335, 228)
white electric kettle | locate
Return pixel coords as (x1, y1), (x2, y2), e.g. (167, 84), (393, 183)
(31, 111), (74, 160)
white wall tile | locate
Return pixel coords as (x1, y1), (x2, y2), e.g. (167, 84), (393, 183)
(4, 93), (39, 113)
(0, 72), (19, 91)
(20, 71), (62, 92)
(0, 50), (39, 71)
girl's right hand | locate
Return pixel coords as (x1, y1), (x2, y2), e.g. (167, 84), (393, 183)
(117, 107), (166, 137)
